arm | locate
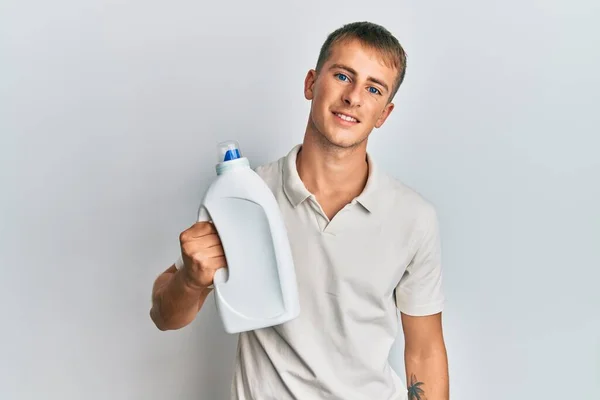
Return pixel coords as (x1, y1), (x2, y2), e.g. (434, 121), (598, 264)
(395, 205), (448, 398)
(150, 264), (212, 331)
(402, 312), (449, 400)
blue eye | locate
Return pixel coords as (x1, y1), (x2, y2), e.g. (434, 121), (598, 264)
(336, 73), (349, 82)
(369, 87), (381, 95)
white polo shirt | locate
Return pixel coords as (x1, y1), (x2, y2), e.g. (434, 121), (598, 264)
(180, 144), (444, 400)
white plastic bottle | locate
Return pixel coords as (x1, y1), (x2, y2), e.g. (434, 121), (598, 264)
(189, 140), (300, 334)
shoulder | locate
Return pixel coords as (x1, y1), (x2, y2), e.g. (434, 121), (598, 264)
(377, 171), (439, 228)
(380, 171), (436, 213)
(252, 155), (286, 191)
(253, 157), (282, 179)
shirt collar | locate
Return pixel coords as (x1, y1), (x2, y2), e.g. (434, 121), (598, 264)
(282, 144), (381, 213)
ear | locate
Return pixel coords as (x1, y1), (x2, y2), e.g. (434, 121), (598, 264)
(374, 102), (395, 128)
(304, 69), (317, 100)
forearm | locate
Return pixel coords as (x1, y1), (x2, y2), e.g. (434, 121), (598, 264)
(405, 344), (449, 400)
(150, 267), (212, 331)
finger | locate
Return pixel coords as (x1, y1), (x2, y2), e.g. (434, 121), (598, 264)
(191, 224), (216, 239)
(181, 235), (221, 255)
(180, 222), (216, 242)
(186, 244), (224, 261)
(202, 233), (222, 248)
(203, 256), (227, 271)
(202, 244), (225, 259)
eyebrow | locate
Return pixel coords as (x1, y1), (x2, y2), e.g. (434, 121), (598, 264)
(328, 63), (390, 93)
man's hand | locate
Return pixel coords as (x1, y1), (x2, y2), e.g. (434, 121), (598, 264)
(149, 221), (227, 331)
(179, 222), (227, 289)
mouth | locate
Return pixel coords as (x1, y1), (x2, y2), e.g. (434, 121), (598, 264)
(332, 111), (360, 124)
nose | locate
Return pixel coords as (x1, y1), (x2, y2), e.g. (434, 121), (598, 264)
(342, 84), (362, 107)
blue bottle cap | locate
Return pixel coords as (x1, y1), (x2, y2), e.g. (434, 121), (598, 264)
(217, 140), (242, 162)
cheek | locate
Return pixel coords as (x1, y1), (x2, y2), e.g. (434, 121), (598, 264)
(317, 80), (339, 101)
(364, 106), (384, 125)
(311, 84), (325, 107)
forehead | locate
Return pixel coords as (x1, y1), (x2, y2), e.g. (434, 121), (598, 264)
(324, 38), (397, 84)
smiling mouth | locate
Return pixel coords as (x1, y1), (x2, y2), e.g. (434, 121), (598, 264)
(333, 112), (360, 123)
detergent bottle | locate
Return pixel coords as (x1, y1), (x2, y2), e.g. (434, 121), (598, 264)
(177, 140), (300, 334)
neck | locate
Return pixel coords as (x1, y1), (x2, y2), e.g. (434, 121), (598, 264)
(296, 127), (369, 201)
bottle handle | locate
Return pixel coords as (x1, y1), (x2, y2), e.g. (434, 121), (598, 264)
(197, 203), (210, 222)
(197, 203), (229, 285)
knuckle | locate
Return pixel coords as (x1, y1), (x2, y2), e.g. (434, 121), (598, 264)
(179, 230), (188, 244)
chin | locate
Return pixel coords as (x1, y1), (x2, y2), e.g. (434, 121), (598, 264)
(322, 131), (367, 149)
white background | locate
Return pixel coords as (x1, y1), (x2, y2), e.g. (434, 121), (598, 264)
(1, 1), (599, 399)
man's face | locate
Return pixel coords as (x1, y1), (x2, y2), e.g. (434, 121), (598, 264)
(304, 38), (397, 149)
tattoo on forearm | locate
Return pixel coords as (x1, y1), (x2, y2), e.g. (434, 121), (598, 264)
(407, 373), (426, 400)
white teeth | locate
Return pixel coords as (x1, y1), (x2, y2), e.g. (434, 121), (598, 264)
(336, 113), (357, 122)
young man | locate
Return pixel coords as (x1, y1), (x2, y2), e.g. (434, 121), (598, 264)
(150, 21), (449, 400)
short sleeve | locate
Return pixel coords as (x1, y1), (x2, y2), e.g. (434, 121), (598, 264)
(395, 207), (445, 316)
